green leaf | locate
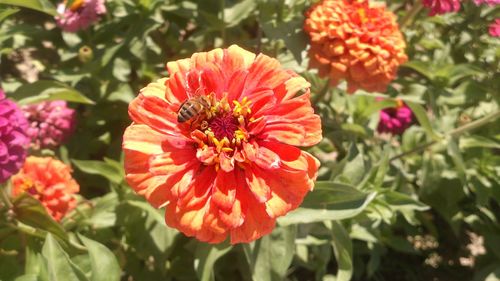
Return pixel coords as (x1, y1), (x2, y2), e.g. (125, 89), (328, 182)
(243, 226), (296, 281)
(194, 241), (232, 281)
(338, 145), (366, 186)
(12, 194), (68, 242)
(0, 7), (19, 22)
(24, 238), (49, 281)
(383, 191), (429, 211)
(405, 101), (441, 140)
(72, 159), (123, 184)
(326, 221), (353, 281)
(42, 234), (89, 281)
(447, 137), (467, 185)
(403, 61), (434, 80)
(460, 135), (500, 150)
(224, 0), (256, 27)
(278, 182), (376, 225)
(78, 235), (121, 281)
(360, 99), (398, 119)
(80, 193), (118, 229)
(116, 200), (178, 257)
(13, 80), (95, 105)
(0, 0), (56, 16)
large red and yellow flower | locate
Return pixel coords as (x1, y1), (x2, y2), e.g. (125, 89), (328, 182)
(123, 45), (322, 244)
(304, 0), (408, 93)
(12, 156), (79, 221)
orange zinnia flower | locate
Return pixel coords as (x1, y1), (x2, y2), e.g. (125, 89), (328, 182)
(123, 45), (322, 244)
(304, 0), (408, 93)
(12, 156), (79, 221)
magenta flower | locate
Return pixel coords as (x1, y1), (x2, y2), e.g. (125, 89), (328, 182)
(55, 0), (106, 33)
(0, 89), (29, 183)
(22, 101), (76, 149)
(422, 0), (461, 15)
(377, 100), (414, 135)
(489, 19), (500, 37)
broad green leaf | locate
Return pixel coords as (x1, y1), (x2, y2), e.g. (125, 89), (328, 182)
(244, 226), (296, 281)
(12, 194), (68, 242)
(326, 221), (353, 281)
(42, 234), (89, 281)
(0, 0), (56, 16)
(79, 193), (118, 229)
(0, 7), (19, 21)
(24, 238), (50, 281)
(372, 148), (389, 189)
(403, 61), (434, 80)
(360, 99), (398, 119)
(194, 242), (232, 281)
(447, 137), (467, 185)
(13, 80), (94, 105)
(100, 43), (124, 68)
(337, 146), (366, 185)
(78, 235), (121, 281)
(72, 159), (123, 184)
(116, 200), (178, 258)
(224, 0), (256, 27)
(278, 182), (376, 225)
(405, 100), (441, 140)
(460, 135), (500, 150)
(14, 274), (40, 281)
(383, 191), (429, 211)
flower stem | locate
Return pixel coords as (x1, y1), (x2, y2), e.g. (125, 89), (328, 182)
(390, 110), (500, 162)
(399, 1), (424, 29)
(0, 183), (12, 209)
(312, 79), (331, 104)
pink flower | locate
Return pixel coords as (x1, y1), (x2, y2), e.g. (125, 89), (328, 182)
(422, 0), (460, 15)
(0, 89), (29, 183)
(489, 19), (500, 37)
(22, 101), (76, 149)
(377, 100), (413, 135)
(55, 0), (106, 33)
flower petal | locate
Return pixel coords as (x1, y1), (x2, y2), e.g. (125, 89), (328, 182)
(230, 187), (275, 244)
(212, 170), (237, 210)
(245, 165), (272, 203)
(129, 93), (181, 135)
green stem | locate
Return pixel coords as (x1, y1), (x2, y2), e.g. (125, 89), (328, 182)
(0, 183), (12, 209)
(399, 1), (424, 29)
(312, 79), (331, 104)
(390, 110), (500, 162)
(449, 110), (500, 137)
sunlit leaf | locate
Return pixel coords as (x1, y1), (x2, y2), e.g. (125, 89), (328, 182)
(78, 235), (121, 281)
(12, 194), (68, 242)
(42, 234), (88, 281)
(278, 182), (376, 225)
(195, 241), (232, 281)
(72, 159), (123, 184)
(13, 80), (94, 105)
(243, 226), (296, 281)
(0, 0), (56, 15)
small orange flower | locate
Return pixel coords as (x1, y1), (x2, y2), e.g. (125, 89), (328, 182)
(304, 0), (408, 93)
(123, 45), (322, 244)
(12, 156), (79, 221)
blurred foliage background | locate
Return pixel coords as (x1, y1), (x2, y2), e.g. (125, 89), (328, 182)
(0, 0), (499, 280)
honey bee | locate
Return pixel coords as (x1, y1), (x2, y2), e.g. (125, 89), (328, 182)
(177, 95), (211, 123)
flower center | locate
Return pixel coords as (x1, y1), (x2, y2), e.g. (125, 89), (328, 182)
(209, 113), (239, 140)
(185, 94), (254, 165)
